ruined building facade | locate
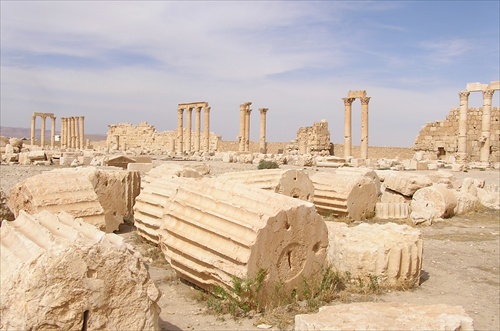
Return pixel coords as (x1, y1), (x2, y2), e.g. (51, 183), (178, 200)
(106, 122), (219, 154)
(414, 107), (499, 163)
(293, 120), (333, 155)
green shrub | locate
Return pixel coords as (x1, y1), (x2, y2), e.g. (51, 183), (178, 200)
(258, 160), (279, 170)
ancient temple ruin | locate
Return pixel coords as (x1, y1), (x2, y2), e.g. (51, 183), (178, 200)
(293, 120), (333, 155)
(342, 90), (371, 159)
(414, 81), (499, 163)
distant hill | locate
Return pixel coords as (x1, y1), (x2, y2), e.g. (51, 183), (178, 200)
(0, 127), (107, 142)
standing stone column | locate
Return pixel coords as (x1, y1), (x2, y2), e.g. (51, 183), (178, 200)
(50, 116), (56, 149)
(177, 107), (184, 153)
(31, 115), (36, 146)
(480, 89), (495, 163)
(259, 108), (268, 154)
(72, 117), (77, 149)
(238, 104), (246, 152)
(66, 118), (72, 149)
(186, 107), (192, 153)
(204, 106), (211, 153)
(195, 106), (202, 152)
(457, 91), (470, 162)
(342, 98), (355, 158)
(60, 118), (65, 149)
(360, 97), (370, 159)
(79, 116), (85, 149)
(245, 103), (252, 152)
(40, 115), (47, 148)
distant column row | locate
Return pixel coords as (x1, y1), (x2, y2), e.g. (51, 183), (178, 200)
(61, 116), (85, 149)
(177, 102), (210, 153)
(30, 112), (56, 149)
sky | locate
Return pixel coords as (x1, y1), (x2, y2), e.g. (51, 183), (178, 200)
(1, 1), (499, 147)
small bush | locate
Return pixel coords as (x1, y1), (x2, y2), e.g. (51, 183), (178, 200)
(258, 160), (279, 170)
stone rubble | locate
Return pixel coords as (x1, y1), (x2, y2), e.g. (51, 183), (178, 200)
(0, 210), (160, 331)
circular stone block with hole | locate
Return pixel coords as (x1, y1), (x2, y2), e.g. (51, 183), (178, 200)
(157, 176), (328, 305)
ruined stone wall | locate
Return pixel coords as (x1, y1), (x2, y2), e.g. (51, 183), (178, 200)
(414, 107), (500, 162)
(106, 122), (219, 153)
(296, 120), (332, 154)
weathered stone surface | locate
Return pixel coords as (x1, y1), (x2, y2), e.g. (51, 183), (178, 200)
(7, 167), (140, 232)
(294, 302), (474, 331)
(27, 150), (46, 161)
(142, 163), (203, 188)
(309, 171), (377, 221)
(0, 210), (160, 331)
(335, 166), (381, 195)
(380, 188), (412, 204)
(411, 184), (458, 224)
(0, 189), (15, 224)
(375, 202), (410, 219)
(326, 222), (422, 287)
(104, 154), (136, 169)
(157, 177), (328, 304)
(383, 172), (432, 197)
(218, 169), (314, 202)
(454, 191), (481, 215)
(425, 170), (456, 189)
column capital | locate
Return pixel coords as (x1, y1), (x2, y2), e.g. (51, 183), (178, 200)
(459, 91), (470, 100)
(259, 108), (268, 114)
(342, 97), (355, 106)
(205, 106), (211, 114)
(79, 116), (85, 120)
(196, 106), (202, 113)
(360, 97), (371, 105)
(482, 89), (495, 99)
(178, 108), (184, 114)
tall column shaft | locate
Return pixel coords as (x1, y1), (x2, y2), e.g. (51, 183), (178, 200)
(31, 115), (36, 146)
(245, 105), (251, 152)
(204, 106), (211, 153)
(457, 91), (470, 161)
(259, 108), (268, 154)
(480, 89), (494, 163)
(195, 107), (201, 152)
(50, 116), (56, 149)
(343, 98), (355, 158)
(186, 108), (192, 153)
(239, 104), (246, 152)
(177, 108), (184, 153)
(40, 116), (47, 148)
(72, 117), (77, 148)
(79, 116), (85, 149)
(66, 118), (72, 149)
(360, 97), (370, 159)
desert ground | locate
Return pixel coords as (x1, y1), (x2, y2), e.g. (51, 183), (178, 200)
(0, 161), (499, 331)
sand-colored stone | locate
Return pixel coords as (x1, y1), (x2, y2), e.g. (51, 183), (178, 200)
(7, 167), (140, 232)
(0, 210), (160, 331)
(218, 168), (314, 202)
(157, 176), (328, 304)
(411, 184), (458, 224)
(326, 222), (422, 287)
(293, 120), (332, 155)
(383, 171), (432, 197)
(375, 202), (410, 219)
(294, 302), (474, 331)
(309, 171), (377, 221)
(142, 163), (203, 188)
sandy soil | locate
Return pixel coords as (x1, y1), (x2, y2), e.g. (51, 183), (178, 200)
(0, 162), (498, 330)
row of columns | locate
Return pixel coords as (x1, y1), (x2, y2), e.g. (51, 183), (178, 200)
(457, 86), (496, 163)
(177, 102), (210, 153)
(61, 116), (85, 149)
(238, 102), (269, 154)
(342, 92), (370, 159)
(31, 112), (56, 148)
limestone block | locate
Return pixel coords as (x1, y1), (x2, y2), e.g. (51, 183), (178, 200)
(375, 202), (410, 219)
(4, 144), (14, 154)
(8, 167), (140, 232)
(347, 90), (367, 98)
(9, 137), (23, 149)
(0, 210), (160, 331)
(4, 153), (18, 163)
(425, 170), (456, 189)
(380, 188), (411, 204)
(477, 186), (500, 210)
(158, 177), (328, 304)
(411, 184), (458, 224)
(466, 82), (488, 91)
(326, 222), (422, 287)
(383, 171), (432, 197)
(218, 169), (314, 202)
(454, 191), (481, 215)
(336, 167), (381, 196)
(294, 302), (473, 331)
(18, 152), (29, 165)
(142, 163), (202, 188)
(128, 162), (154, 174)
(488, 80), (500, 90)
(309, 171), (377, 221)
(27, 150), (47, 161)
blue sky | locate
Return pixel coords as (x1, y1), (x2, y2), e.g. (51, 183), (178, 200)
(1, 1), (499, 147)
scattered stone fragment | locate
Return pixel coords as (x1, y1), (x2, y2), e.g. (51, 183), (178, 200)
(383, 171), (433, 197)
(411, 184), (457, 224)
(0, 210), (160, 331)
(326, 222), (422, 287)
(218, 168), (314, 202)
(294, 302), (474, 331)
(309, 171), (377, 221)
